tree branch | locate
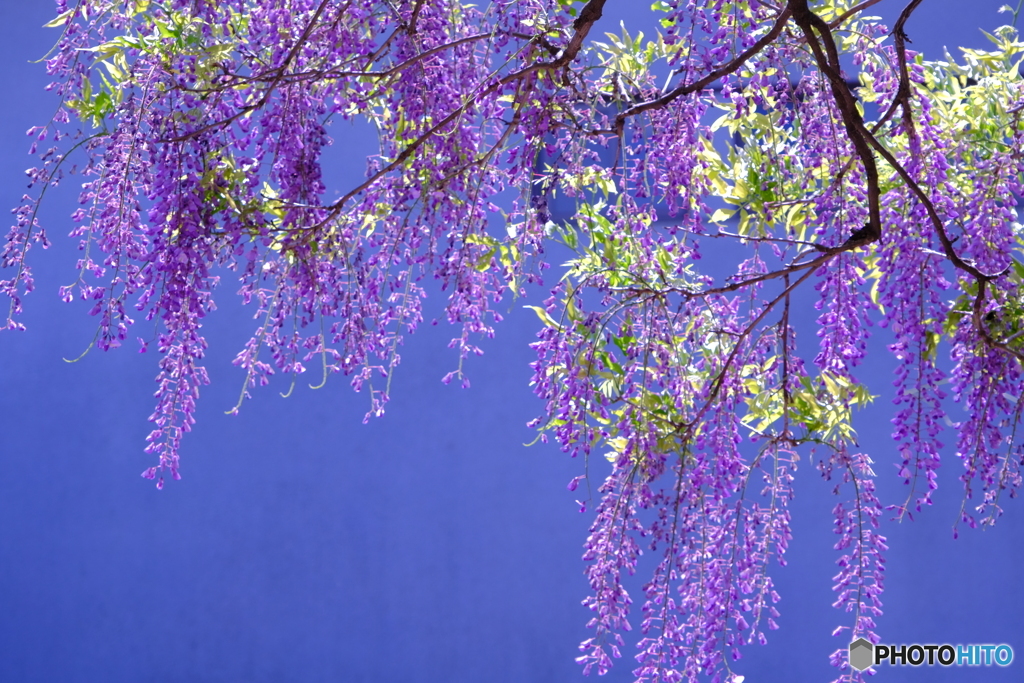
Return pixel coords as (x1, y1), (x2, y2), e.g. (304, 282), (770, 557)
(613, 6), (793, 134)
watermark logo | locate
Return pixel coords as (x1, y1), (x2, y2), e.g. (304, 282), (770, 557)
(849, 638), (1014, 670)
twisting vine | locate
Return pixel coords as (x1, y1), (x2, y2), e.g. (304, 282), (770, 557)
(5, 1), (1024, 680)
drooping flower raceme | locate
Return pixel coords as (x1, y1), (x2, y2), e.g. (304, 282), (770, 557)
(6, 1), (1024, 681)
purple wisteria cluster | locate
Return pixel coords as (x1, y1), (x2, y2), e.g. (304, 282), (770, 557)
(6, 1), (1024, 681)
(7, 0), (569, 485)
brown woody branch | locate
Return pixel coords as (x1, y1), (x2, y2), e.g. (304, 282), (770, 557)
(888, 0), (924, 149)
(790, 0), (882, 244)
(317, 0), (610, 225)
(612, 6), (794, 135)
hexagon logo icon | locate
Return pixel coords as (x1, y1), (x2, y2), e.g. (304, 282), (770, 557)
(849, 638), (874, 671)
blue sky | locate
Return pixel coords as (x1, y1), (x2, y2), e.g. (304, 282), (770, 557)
(1, 2), (1022, 682)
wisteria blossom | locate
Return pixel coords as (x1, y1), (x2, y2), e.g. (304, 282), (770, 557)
(6, 1), (1024, 680)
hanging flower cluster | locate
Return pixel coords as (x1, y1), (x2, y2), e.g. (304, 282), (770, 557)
(6, 1), (1024, 680)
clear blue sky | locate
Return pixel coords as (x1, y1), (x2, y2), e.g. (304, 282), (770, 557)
(1, 2), (1021, 682)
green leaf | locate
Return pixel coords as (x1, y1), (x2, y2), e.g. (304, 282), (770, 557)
(43, 9), (74, 28)
(710, 208), (736, 223)
(524, 305), (561, 330)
